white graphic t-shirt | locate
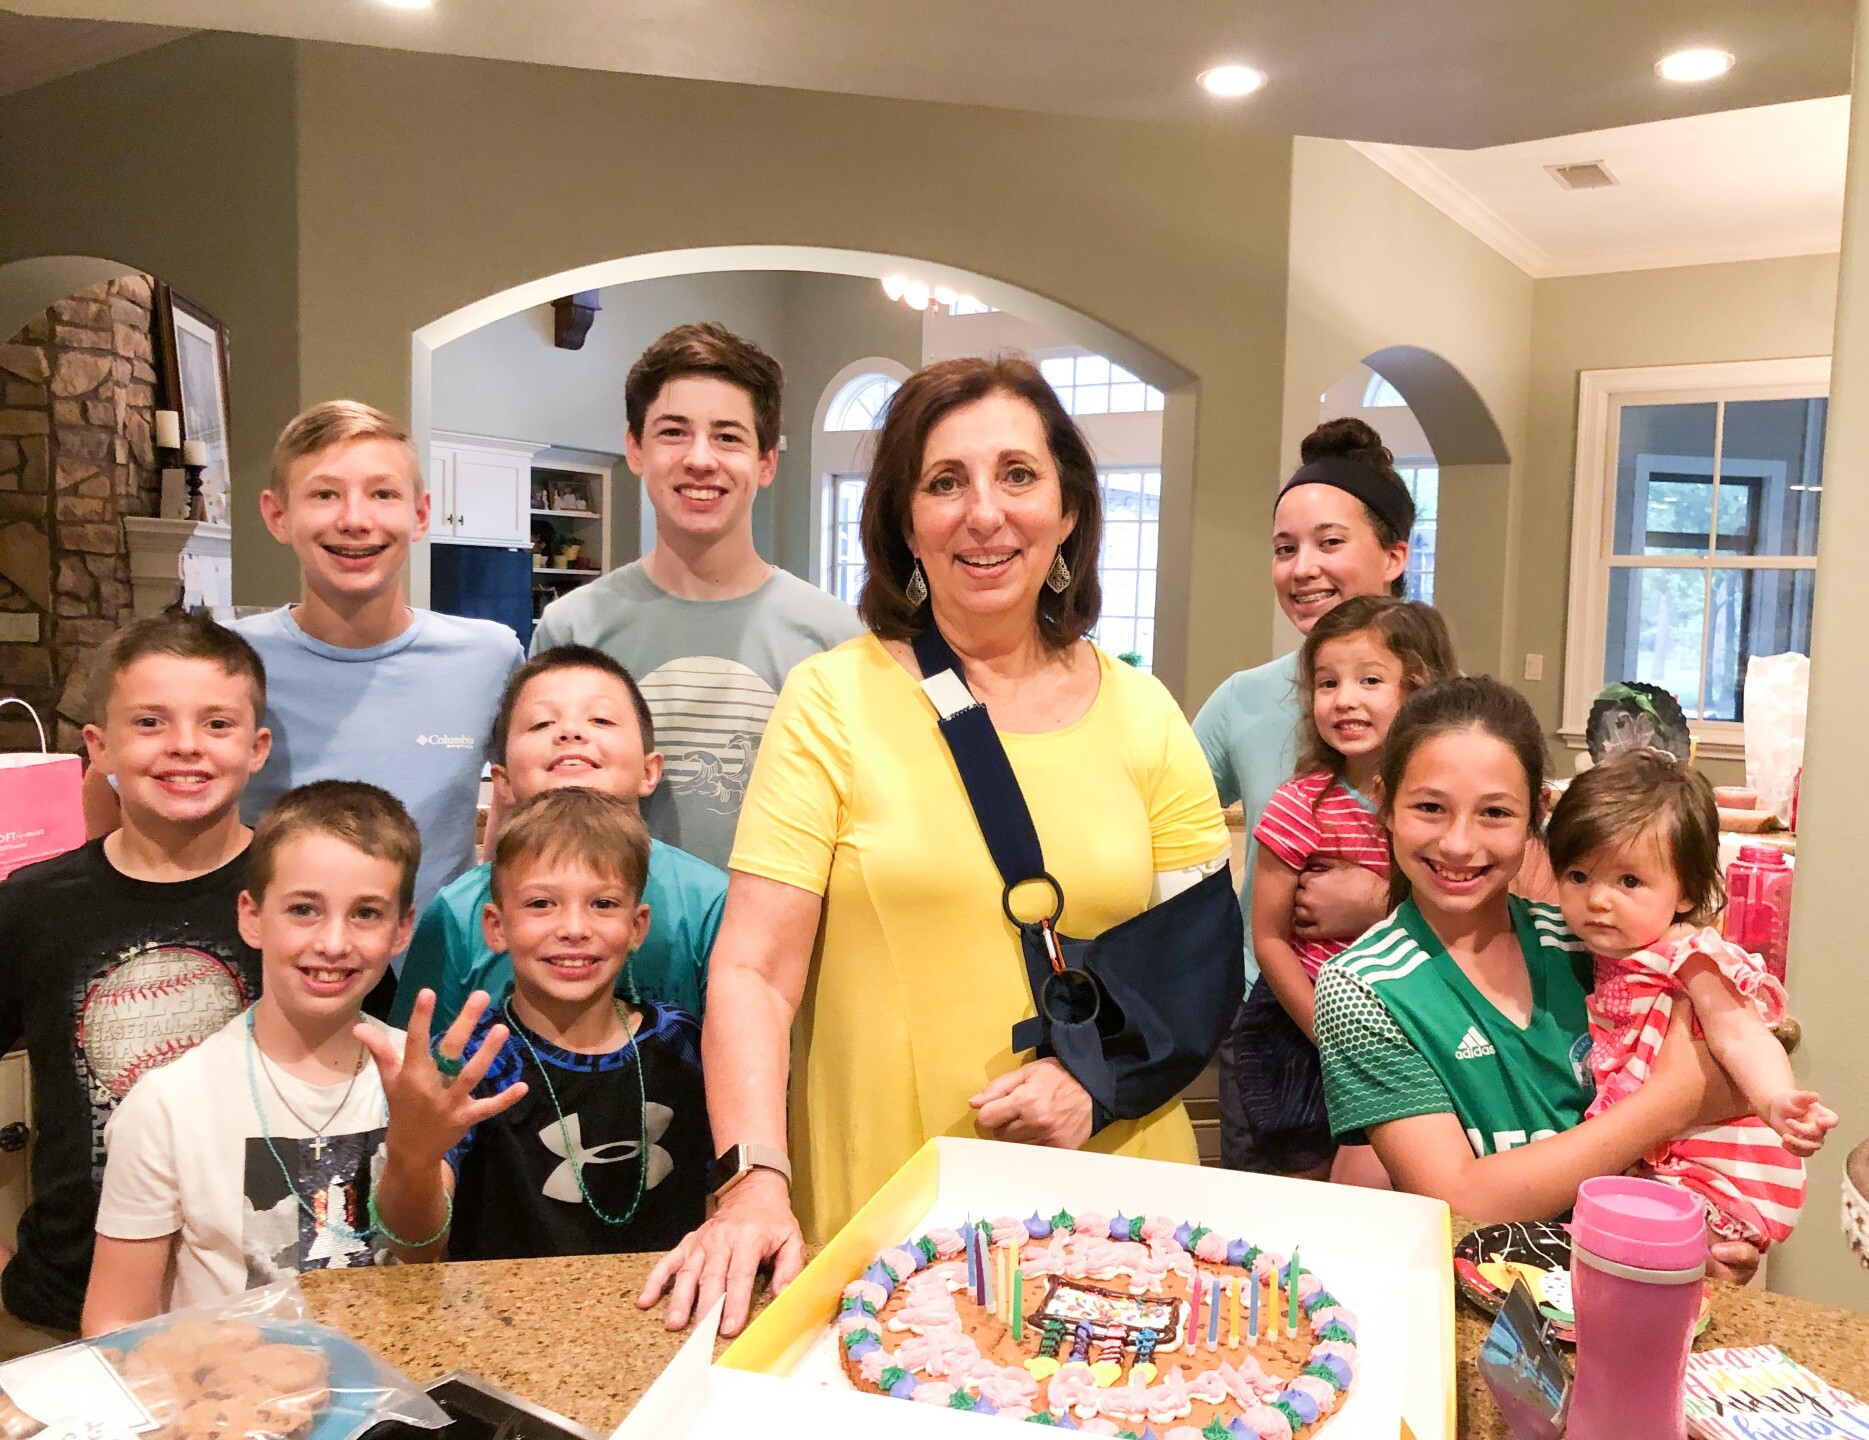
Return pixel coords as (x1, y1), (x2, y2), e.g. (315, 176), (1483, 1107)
(530, 561), (862, 868)
(98, 1014), (399, 1311)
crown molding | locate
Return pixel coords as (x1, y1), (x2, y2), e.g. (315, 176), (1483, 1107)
(1348, 140), (1552, 277)
(1347, 138), (1841, 282)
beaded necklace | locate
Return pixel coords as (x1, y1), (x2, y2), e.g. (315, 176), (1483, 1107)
(502, 997), (649, 1229)
(243, 1009), (384, 1244)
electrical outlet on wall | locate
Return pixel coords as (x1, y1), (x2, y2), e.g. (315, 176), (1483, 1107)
(1523, 653), (1544, 682)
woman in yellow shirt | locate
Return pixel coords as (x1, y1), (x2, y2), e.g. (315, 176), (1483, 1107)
(642, 355), (1230, 1335)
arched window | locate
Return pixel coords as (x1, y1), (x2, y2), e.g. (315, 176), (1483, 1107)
(826, 372), (900, 431)
(1362, 373), (1407, 408)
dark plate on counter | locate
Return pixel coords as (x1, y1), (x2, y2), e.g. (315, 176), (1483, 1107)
(1455, 1221), (1711, 1345)
(361, 1371), (599, 1440)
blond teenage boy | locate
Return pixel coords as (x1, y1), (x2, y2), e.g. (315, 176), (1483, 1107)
(365, 789), (709, 1262)
(0, 615), (270, 1345)
(530, 324), (860, 869)
(391, 645), (725, 1032)
(86, 783), (418, 1331)
(240, 401), (522, 931)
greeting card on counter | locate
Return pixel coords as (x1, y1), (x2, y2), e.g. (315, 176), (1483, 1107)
(1685, 1345), (1869, 1438)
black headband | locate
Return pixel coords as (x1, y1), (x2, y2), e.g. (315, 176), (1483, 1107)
(1277, 455), (1415, 540)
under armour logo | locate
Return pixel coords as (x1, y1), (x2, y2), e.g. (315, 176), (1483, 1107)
(538, 1104), (673, 1203)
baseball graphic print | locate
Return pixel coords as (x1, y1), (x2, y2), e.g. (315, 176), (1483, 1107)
(79, 944), (250, 1101)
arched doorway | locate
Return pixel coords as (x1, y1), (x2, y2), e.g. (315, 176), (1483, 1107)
(412, 246), (1202, 687)
(1316, 345), (1512, 674)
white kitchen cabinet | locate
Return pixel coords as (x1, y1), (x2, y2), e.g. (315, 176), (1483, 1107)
(430, 433), (540, 546)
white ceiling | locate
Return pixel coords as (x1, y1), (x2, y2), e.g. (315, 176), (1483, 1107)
(0, 0), (1855, 149)
(1352, 97), (1850, 278)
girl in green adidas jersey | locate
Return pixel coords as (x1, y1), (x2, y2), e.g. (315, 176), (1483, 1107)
(1314, 676), (1760, 1281)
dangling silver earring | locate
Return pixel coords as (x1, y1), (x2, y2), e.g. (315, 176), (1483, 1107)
(905, 559), (928, 606)
(1046, 551), (1071, 594)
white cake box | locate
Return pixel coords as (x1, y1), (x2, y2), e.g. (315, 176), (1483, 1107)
(616, 1137), (1454, 1440)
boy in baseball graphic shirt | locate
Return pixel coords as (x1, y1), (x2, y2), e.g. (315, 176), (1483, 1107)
(85, 783), (416, 1332)
(0, 614), (270, 1346)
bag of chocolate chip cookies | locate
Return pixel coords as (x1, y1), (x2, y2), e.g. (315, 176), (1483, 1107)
(0, 1281), (447, 1440)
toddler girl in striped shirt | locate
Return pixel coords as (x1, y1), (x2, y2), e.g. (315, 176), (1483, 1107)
(1239, 595), (1458, 1179)
(1546, 751), (1835, 1247)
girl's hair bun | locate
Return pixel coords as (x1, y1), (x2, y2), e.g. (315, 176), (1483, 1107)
(1301, 415), (1394, 470)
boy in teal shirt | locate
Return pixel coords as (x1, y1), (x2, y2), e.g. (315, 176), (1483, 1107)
(392, 645), (724, 1029)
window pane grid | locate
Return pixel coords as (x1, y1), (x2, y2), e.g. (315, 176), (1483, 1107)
(1043, 352), (1166, 417)
(1600, 395), (1825, 722)
(1092, 467), (1162, 670)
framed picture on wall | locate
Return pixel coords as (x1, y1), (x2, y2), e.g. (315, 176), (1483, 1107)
(154, 283), (231, 520)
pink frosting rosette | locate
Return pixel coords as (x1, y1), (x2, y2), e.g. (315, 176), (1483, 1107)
(896, 1326), (976, 1376)
(845, 1278), (888, 1310)
(1047, 1366), (1102, 1418)
(1209, 1356), (1275, 1405)
(926, 1226), (965, 1258)
(857, 1349), (891, 1385)
(974, 1364), (1039, 1410)
(1193, 1232), (1230, 1264)
(1296, 1272), (1325, 1301)
(838, 1312), (878, 1337)
(1141, 1215), (1180, 1244)
(1240, 1403), (1294, 1440)
(991, 1216), (1029, 1250)
(1313, 1339), (1358, 1371)
(1311, 1304), (1359, 1332)
(1253, 1251), (1282, 1281)
(1078, 1420), (1121, 1436)
(1074, 1209), (1111, 1238)
(1094, 1379), (1152, 1423)
(910, 1381), (955, 1406)
(1291, 1374), (1340, 1412)
(1143, 1367), (1194, 1426)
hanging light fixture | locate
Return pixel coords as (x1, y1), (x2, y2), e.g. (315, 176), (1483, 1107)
(881, 275), (910, 302)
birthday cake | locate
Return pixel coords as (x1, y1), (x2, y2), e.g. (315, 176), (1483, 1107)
(836, 1209), (1358, 1439)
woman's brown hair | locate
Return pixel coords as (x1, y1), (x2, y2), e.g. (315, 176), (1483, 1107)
(1292, 596), (1459, 785)
(1546, 750), (1725, 926)
(857, 355), (1102, 650)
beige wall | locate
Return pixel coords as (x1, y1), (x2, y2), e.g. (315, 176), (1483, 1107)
(0, 32), (301, 606)
(1281, 139), (1535, 684)
(292, 42), (1293, 702)
(1774, 0), (1869, 1313)
(773, 271), (924, 579)
(1518, 253), (1840, 779)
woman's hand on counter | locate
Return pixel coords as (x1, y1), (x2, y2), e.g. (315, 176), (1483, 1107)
(638, 1169), (804, 1337)
(970, 1058), (1094, 1149)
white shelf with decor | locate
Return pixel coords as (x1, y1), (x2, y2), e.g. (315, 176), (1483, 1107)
(528, 448), (616, 623)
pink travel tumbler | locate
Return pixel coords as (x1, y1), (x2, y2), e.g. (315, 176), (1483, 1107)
(1723, 843), (1794, 983)
(1567, 1176), (1707, 1440)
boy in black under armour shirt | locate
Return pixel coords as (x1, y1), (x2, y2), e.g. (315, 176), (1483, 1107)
(362, 787), (708, 1261)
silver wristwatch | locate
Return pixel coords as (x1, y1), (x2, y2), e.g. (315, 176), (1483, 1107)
(706, 1142), (792, 1198)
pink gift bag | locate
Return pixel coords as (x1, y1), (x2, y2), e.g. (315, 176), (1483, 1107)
(0, 700), (85, 880)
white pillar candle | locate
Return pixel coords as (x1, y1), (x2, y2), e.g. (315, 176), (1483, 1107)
(154, 410), (181, 450)
(181, 439), (208, 467)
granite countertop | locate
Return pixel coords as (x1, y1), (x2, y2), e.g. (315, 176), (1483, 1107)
(303, 1245), (1869, 1438)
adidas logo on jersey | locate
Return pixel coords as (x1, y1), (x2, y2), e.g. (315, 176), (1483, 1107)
(1454, 1025), (1496, 1060)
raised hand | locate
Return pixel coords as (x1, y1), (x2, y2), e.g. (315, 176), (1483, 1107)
(357, 987), (529, 1169)
(1765, 1089), (1839, 1158)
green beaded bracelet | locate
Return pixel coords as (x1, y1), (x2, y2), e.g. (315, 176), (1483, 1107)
(367, 1188), (453, 1250)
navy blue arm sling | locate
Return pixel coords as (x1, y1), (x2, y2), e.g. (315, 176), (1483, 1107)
(909, 626), (1245, 1135)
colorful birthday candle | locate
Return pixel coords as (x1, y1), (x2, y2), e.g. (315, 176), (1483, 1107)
(1248, 1269), (1260, 1345)
(1206, 1277), (1220, 1350)
(1011, 1264), (1024, 1337)
(965, 1217), (979, 1296)
(1227, 1275), (1240, 1348)
(1288, 1248), (1301, 1338)
(981, 1230), (997, 1314)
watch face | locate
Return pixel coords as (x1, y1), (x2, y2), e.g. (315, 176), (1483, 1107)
(706, 1147), (741, 1193)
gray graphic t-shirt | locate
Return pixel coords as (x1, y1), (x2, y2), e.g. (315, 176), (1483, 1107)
(530, 560), (863, 868)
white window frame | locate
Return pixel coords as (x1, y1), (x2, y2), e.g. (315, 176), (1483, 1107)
(1560, 356), (1829, 762)
(1091, 464), (1162, 670)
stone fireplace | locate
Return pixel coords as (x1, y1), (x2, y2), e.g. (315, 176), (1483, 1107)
(0, 277), (159, 752)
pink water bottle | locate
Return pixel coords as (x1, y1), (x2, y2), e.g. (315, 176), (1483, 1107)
(1723, 843), (1794, 983)
(1567, 1176), (1706, 1440)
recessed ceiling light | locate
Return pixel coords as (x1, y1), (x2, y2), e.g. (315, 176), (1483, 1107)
(1655, 48), (1734, 83)
(1198, 64), (1266, 99)
(379, 0), (435, 9)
